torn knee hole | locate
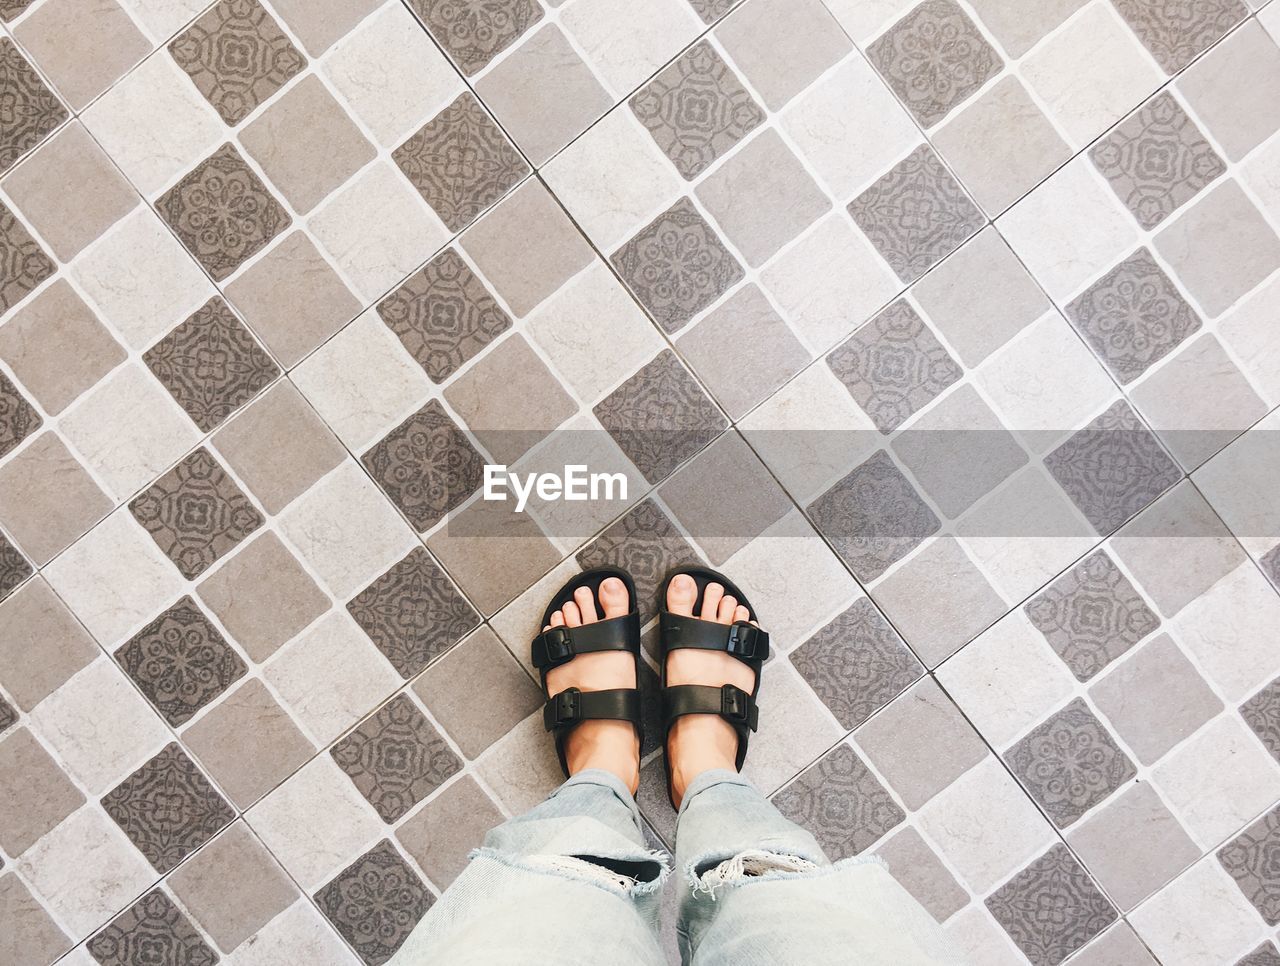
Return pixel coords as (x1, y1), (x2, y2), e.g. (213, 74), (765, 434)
(691, 849), (821, 897)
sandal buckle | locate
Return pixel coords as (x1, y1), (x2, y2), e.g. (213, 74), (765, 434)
(726, 623), (761, 660)
(720, 684), (749, 724)
(552, 688), (581, 727)
(534, 626), (575, 670)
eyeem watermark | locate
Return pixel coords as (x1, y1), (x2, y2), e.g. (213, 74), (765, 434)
(483, 464), (628, 513)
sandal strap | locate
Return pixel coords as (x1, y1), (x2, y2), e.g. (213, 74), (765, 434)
(659, 614), (769, 663)
(531, 613), (641, 672)
(542, 687), (642, 733)
(662, 683), (759, 732)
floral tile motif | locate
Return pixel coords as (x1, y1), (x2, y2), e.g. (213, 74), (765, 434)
(157, 144), (291, 282)
(102, 743), (235, 873)
(1239, 943), (1280, 966)
(331, 694), (462, 823)
(87, 889), (218, 966)
(0, 38), (67, 173)
(611, 198), (744, 334)
(867, 0), (1002, 127)
(592, 349), (727, 484)
(847, 145), (985, 284)
(1065, 248), (1202, 384)
(315, 840), (432, 966)
(686, 0), (736, 24)
(772, 744), (906, 859)
(409, 0), (543, 76)
(116, 597), (248, 726)
(144, 297), (280, 432)
(0, 530), (31, 600)
(629, 41), (765, 180)
(1024, 550), (1160, 682)
(791, 598), (923, 730)
(1005, 698), (1137, 828)
(129, 448), (265, 580)
(393, 92), (529, 233)
(0, 369), (42, 459)
(347, 548), (480, 680)
(0, 201), (56, 315)
(806, 450), (940, 581)
(986, 844), (1117, 966)
(826, 300), (962, 434)
(1218, 804), (1280, 926)
(376, 249), (512, 383)
(1090, 92), (1226, 230)
(0, 691), (15, 733)
(1111, 0), (1248, 73)
(1043, 400), (1181, 535)
(168, 0), (307, 125)
(361, 400), (485, 532)
(1242, 678), (1280, 764)
(0, 0), (32, 20)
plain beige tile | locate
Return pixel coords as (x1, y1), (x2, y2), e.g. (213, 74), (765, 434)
(14, 0), (150, 110)
(0, 577), (98, 712)
(0, 432), (112, 565)
(0, 727), (85, 856)
(1178, 20), (1280, 162)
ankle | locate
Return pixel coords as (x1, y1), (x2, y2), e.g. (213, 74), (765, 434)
(668, 716), (738, 807)
(566, 720), (641, 795)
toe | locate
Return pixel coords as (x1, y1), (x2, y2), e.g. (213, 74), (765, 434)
(599, 577), (629, 619)
(574, 586), (599, 623)
(550, 611), (565, 627)
(733, 605), (750, 624)
(668, 573), (697, 615)
(701, 582), (724, 621)
(716, 595), (738, 624)
(562, 601), (583, 627)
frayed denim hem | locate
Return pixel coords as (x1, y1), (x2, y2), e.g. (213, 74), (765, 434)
(467, 846), (672, 899)
(686, 849), (888, 900)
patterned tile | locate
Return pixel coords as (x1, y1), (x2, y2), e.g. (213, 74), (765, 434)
(1243, 678), (1280, 763)
(1112, 0), (1248, 74)
(87, 889), (218, 966)
(847, 145), (985, 284)
(315, 840), (432, 966)
(0, 201), (55, 315)
(0, 531), (32, 600)
(144, 297), (279, 432)
(0, 693), (14, 733)
(592, 349), (727, 484)
(1044, 400), (1181, 535)
(0, 369), (41, 460)
(409, 0), (543, 76)
(332, 694), (462, 822)
(0, 38), (67, 174)
(1066, 248), (1202, 384)
(169, 0), (307, 125)
(629, 41), (764, 180)
(102, 743), (235, 873)
(1218, 804), (1280, 926)
(806, 450), (941, 581)
(986, 844), (1117, 966)
(772, 743), (905, 859)
(686, 0), (735, 24)
(1005, 698), (1137, 828)
(1239, 943), (1280, 966)
(791, 598), (922, 729)
(1260, 545), (1280, 591)
(116, 596), (248, 726)
(157, 144), (291, 282)
(360, 400), (485, 532)
(1024, 550), (1160, 681)
(393, 92), (529, 232)
(129, 448), (264, 580)
(377, 249), (512, 383)
(611, 197), (745, 334)
(867, 0), (1002, 127)
(1090, 92), (1226, 230)
(347, 548), (479, 680)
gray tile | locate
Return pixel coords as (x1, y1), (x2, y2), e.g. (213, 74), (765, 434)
(1262, 545), (1280, 591)
(1068, 924), (1159, 966)
(1112, 0), (1247, 73)
(1242, 677), (1280, 764)
(0, 873), (70, 965)
(0, 530), (30, 602)
(1238, 943), (1280, 966)
(1176, 21), (1280, 161)
(0, 369), (41, 461)
(1024, 550), (1160, 682)
(87, 888), (217, 966)
(686, 0), (734, 24)
(0, 693), (13, 734)
(1065, 248), (1202, 385)
(409, 0), (542, 75)
(1005, 698), (1137, 828)
(967, 0), (1087, 58)
(0, 577), (98, 712)
(806, 450), (941, 581)
(1218, 803), (1280, 926)
(874, 826), (969, 923)
(0, 727), (85, 856)
(985, 844), (1117, 966)
(396, 775), (503, 887)
(0, 202), (54, 316)
(0, 38), (66, 176)
(315, 839), (432, 965)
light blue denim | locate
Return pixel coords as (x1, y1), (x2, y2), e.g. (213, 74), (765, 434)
(394, 768), (965, 965)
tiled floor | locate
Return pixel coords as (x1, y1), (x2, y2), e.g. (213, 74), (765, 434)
(1, 0), (1279, 963)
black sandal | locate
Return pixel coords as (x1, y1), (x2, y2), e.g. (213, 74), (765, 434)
(531, 567), (644, 778)
(658, 567), (769, 807)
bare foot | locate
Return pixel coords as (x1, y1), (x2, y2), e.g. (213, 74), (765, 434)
(664, 574), (757, 808)
(542, 577), (640, 794)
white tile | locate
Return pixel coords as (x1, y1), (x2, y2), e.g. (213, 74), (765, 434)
(944, 905), (1025, 966)
(1241, 130), (1280, 227)
(1152, 713), (1280, 848)
(1194, 409), (1280, 559)
(1130, 859), (1267, 966)
(59, 363), (202, 502)
(70, 207), (217, 351)
(1218, 264), (1280, 408)
(917, 756), (1057, 893)
(80, 54), (224, 198)
(937, 611), (1078, 749)
(821, 0), (917, 45)
(117, 0), (207, 41)
(489, 556), (581, 676)
(997, 158), (1140, 302)
(44, 510), (187, 648)
(224, 899), (359, 965)
(18, 807), (155, 940)
(309, 161), (451, 303)
(278, 461), (418, 599)
(476, 711), (566, 815)
(561, 0), (701, 97)
(541, 107), (683, 251)
(741, 661), (844, 794)
(322, 3), (464, 148)
(290, 309), (433, 452)
(782, 58), (922, 200)
(28, 658), (170, 795)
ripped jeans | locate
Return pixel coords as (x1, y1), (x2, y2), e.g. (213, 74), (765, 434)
(392, 769), (964, 965)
